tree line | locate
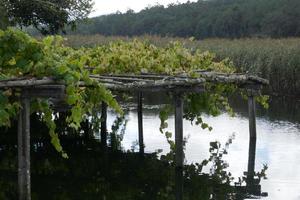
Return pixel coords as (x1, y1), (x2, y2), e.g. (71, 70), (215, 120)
(74, 0), (300, 38)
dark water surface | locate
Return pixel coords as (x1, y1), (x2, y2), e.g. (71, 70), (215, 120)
(0, 95), (299, 199)
(106, 96), (300, 200)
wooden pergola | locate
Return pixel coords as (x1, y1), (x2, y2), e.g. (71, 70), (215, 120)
(0, 71), (268, 200)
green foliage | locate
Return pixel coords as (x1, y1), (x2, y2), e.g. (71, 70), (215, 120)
(0, 29), (122, 156)
(71, 0), (300, 38)
(32, 99), (68, 158)
(2, 0), (93, 34)
(0, 91), (20, 127)
(0, 29), (267, 156)
(159, 104), (175, 151)
(0, 3), (9, 30)
(84, 40), (234, 75)
(65, 34), (300, 97)
(110, 115), (127, 151)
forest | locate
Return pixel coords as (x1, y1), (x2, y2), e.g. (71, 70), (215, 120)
(73, 0), (300, 38)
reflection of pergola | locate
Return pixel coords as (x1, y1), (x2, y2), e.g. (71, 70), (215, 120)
(0, 71), (268, 200)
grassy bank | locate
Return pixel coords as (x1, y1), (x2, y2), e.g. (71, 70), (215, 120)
(65, 34), (300, 97)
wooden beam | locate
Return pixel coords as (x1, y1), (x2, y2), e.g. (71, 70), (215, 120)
(18, 91), (31, 200)
(174, 93), (184, 200)
(26, 85), (65, 99)
(101, 102), (108, 148)
(0, 77), (55, 88)
(137, 92), (144, 154)
(247, 91), (257, 182)
(0, 72), (267, 94)
(105, 85), (205, 93)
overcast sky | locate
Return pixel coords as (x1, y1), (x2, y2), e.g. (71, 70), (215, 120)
(90, 0), (197, 17)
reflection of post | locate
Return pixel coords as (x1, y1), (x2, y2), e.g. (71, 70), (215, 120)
(174, 93), (183, 200)
(137, 91), (144, 154)
(101, 102), (108, 147)
(18, 91), (31, 200)
(247, 92), (257, 183)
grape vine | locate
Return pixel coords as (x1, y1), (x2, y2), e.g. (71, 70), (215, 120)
(0, 29), (268, 157)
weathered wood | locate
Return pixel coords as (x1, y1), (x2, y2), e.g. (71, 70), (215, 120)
(101, 73), (169, 80)
(247, 93), (257, 181)
(101, 72), (269, 85)
(248, 93), (257, 139)
(195, 71), (269, 85)
(17, 105), (24, 200)
(25, 85), (65, 99)
(105, 84), (206, 93)
(101, 102), (108, 147)
(18, 91), (31, 200)
(174, 93), (184, 200)
(247, 136), (257, 185)
(175, 93), (184, 167)
(102, 77), (206, 92)
(0, 77), (56, 88)
(0, 71), (268, 91)
(137, 92), (144, 154)
(90, 75), (153, 83)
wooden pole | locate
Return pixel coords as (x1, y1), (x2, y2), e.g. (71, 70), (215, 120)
(174, 93), (183, 200)
(101, 102), (108, 148)
(247, 92), (257, 183)
(137, 92), (144, 154)
(18, 91), (31, 200)
(18, 104), (24, 199)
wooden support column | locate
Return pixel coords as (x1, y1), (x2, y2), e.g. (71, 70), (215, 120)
(247, 91), (257, 183)
(18, 91), (31, 200)
(137, 91), (144, 154)
(174, 93), (183, 200)
(101, 102), (108, 148)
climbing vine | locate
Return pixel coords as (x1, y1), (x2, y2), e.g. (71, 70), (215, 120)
(0, 29), (267, 156)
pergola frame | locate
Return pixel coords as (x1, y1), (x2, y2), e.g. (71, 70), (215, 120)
(0, 71), (268, 200)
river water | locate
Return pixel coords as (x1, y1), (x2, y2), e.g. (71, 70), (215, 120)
(104, 95), (300, 200)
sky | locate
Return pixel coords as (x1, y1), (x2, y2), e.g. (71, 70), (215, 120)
(90, 0), (198, 17)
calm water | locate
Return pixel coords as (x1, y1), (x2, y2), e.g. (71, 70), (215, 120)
(105, 96), (300, 200)
(0, 95), (299, 199)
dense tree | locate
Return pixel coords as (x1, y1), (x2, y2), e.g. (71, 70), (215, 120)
(0, 2), (9, 30)
(1, 0), (93, 34)
(72, 0), (300, 38)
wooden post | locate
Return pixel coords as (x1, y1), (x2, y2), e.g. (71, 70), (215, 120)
(101, 102), (107, 148)
(137, 92), (144, 154)
(247, 92), (257, 182)
(18, 91), (31, 200)
(174, 93), (183, 200)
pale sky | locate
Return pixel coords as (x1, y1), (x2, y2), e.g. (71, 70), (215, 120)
(90, 0), (197, 17)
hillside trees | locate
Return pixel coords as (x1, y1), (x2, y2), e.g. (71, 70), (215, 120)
(72, 0), (300, 38)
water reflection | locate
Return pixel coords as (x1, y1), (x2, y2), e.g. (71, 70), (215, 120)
(0, 114), (267, 200)
(114, 95), (300, 200)
(1, 95), (299, 199)
(0, 141), (266, 200)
